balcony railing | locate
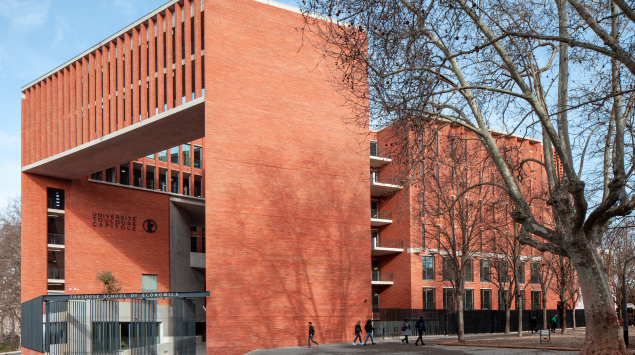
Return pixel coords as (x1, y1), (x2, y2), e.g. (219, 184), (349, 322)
(371, 175), (402, 186)
(47, 198), (64, 210)
(371, 210), (392, 220)
(372, 237), (403, 249)
(48, 269), (65, 280)
(371, 272), (393, 282)
(194, 159), (201, 169)
(47, 233), (65, 245)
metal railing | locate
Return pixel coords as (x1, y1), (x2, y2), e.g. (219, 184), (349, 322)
(370, 175), (402, 186)
(372, 237), (403, 249)
(48, 269), (65, 280)
(47, 233), (64, 245)
(47, 198), (64, 210)
(370, 146), (391, 159)
(371, 272), (393, 282)
(371, 209), (392, 220)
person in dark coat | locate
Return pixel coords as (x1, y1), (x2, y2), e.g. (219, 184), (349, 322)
(308, 322), (318, 348)
(353, 321), (363, 345)
(530, 315), (538, 335)
(414, 317), (426, 346)
(363, 319), (376, 345)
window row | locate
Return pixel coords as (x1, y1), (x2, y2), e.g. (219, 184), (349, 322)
(91, 164), (203, 197)
(422, 288), (543, 311)
(145, 144), (202, 169)
(422, 256), (542, 284)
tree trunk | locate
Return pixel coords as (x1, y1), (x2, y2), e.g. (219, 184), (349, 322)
(573, 307), (577, 330)
(518, 302), (523, 337)
(571, 244), (628, 354)
(457, 292), (465, 342)
(543, 305), (548, 329)
(561, 304), (567, 334)
(505, 307), (511, 333)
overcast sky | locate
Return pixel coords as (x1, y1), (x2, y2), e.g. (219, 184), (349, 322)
(0, 0), (299, 209)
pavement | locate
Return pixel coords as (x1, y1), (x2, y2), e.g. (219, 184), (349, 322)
(248, 332), (581, 355)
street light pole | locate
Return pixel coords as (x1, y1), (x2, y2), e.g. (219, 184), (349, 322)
(623, 256), (635, 348)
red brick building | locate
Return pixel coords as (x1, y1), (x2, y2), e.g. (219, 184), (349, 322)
(20, 1), (558, 354)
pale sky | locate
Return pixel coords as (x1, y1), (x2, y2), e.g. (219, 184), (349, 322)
(0, 0), (299, 209)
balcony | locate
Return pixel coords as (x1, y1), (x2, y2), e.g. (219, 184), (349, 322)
(371, 238), (404, 256)
(370, 176), (402, 197)
(47, 268), (65, 283)
(370, 149), (391, 168)
(47, 234), (65, 248)
(190, 252), (205, 269)
(371, 272), (393, 286)
(371, 209), (392, 226)
(47, 198), (64, 211)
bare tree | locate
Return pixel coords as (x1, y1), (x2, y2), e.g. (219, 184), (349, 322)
(600, 217), (635, 321)
(299, 0), (635, 352)
(0, 196), (21, 349)
(531, 254), (554, 330)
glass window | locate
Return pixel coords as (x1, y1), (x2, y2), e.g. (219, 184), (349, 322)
(372, 291), (379, 311)
(194, 178), (202, 197)
(191, 236), (198, 253)
(443, 289), (455, 310)
(132, 168), (142, 187)
(183, 177), (190, 195)
(464, 259), (473, 282)
(423, 256), (435, 281)
(158, 150), (168, 162)
(91, 171), (102, 181)
(518, 262), (525, 284)
(481, 289), (491, 310)
(423, 288), (435, 309)
(193, 146), (202, 169)
(531, 262), (540, 284)
(371, 200), (379, 219)
(47, 188), (65, 210)
(141, 274), (158, 293)
(531, 290), (541, 310)
(515, 290), (525, 310)
(146, 170), (155, 189)
(464, 289), (474, 310)
(370, 141), (378, 156)
(182, 144), (191, 167)
(170, 146), (179, 165)
(481, 260), (491, 282)
(443, 258), (455, 282)
(498, 290), (508, 310)
(496, 260), (508, 283)
(191, 226), (198, 233)
(159, 172), (167, 192)
(106, 167), (116, 183)
(146, 153), (155, 159)
(201, 236), (205, 253)
(119, 164), (129, 185)
(171, 176), (179, 193)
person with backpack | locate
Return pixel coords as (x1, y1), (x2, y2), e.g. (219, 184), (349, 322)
(308, 322), (318, 348)
(550, 315), (558, 333)
(530, 315), (538, 335)
(363, 319), (376, 345)
(401, 319), (411, 344)
(414, 317), (426, 346)
(352, 321), (362, 345)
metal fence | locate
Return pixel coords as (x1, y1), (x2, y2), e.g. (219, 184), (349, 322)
(373, 308), (586, 337)
(371, 272), (393, 282)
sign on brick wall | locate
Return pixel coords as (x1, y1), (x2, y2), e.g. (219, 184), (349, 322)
(92, 212), (137, 231)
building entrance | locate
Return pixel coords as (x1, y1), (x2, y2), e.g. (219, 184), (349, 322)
(22, 292), (208, 355)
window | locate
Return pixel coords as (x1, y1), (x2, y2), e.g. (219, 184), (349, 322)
(171, 176), (179, 193)
(191, 236), (198, 252)
(464, 259), (473, 282)
(518, 262), (525, 284)
(159, 172), (167, 192)
(158, 150), (168, 162)
(146, 170), (155, 189)
(481, 289), (491, 310)
(183, 177), (190, 196)
(443, 289), (455, 310)
(530, 262), (540, 284)
(193, 146), (202, 169)
(47, 188), (65, 210)
(194, 178), (202, 197)
(170, 146), (179, 165)
(497, 260), (508, 283)
(371, 229), (379, 241)
(498, 290), (508, 310)
(141, 274), (158, 293)
(146, 153), (155, 159)
(370, 170), (379, 184)
(191, 226), (198, 232)
(201, 236), (206, 253)
(370, 140), (378, 156)
(443, 258), (455, 282)
(119, 164), (129, 185)
(91, 171), (103, 181)
(182, 144), (191, 167)
(464, 289), (474, 310)
(372, 290), (379, 311)
(531, 290), (541, 310)
(423, 288), (435, 309)
(481, 260), (491, 282)
(106, 167), (116, 183)
(515, 290), (524, 310)
(371, 200), (379, 219)
(422, 256), (435, 281)
(132, 168), (142, 187)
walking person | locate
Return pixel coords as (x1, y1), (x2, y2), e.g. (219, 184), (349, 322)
(308, 322), (318, 348)
(363, 319), (376, 345)
(530, 315), (538, 335)
(414, 317), (426, 346)
(401, 319), (411, 344)
(550, 315), (558, 333)
(352, 321), (362, 345)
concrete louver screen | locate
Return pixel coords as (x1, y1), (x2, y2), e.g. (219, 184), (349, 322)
(21, 0), (204, 167)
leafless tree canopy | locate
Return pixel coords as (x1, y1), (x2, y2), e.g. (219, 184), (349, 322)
(0, 196), (21, 349)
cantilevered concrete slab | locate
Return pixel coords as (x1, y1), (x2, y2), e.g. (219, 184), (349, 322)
(22, 97), (205, 180)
